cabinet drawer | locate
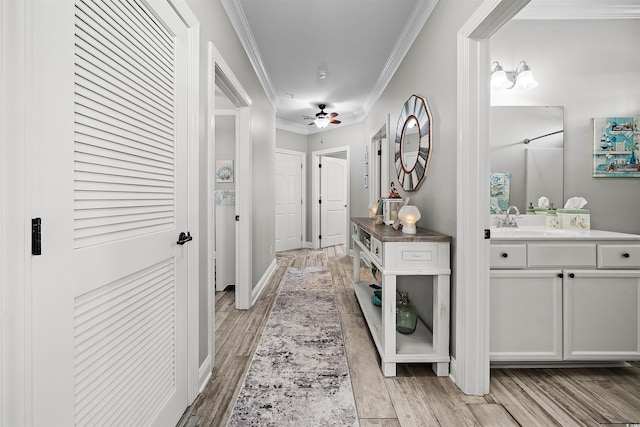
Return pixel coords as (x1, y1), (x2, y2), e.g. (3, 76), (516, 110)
(528, 244), (596, 268)
(386, 243), (445, 271)
(370, 237), (382, 263)
(490, 244), (526, 268)
(598, 244), (640, 268)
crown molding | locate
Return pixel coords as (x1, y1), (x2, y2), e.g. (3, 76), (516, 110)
(220, 0), (278, 111)
(514, 0), (640, 20)
(362, 0), (439, 115)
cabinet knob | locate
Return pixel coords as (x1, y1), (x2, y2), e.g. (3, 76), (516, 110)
(623, 252), (630, 258)
(557, 273), (563, 278)
(568, 273), (575, 278)
(501, 253), (508, 258)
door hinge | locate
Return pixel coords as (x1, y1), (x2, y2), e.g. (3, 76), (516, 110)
(484, 229), (491, 239)
(235, 215), (240, 221)
(32, 218), (42, 255)
(318, 199), (322, 204)
(377, 149), (381, 156)
(319, 235), (322, 240)
(318, 163), (322, 168)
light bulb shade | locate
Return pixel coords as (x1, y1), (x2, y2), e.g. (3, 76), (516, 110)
(490, 69), (512, 90)
(315, 117), (330, 128)
(513, 69), (538, 90)
(398, 205), (421, 234)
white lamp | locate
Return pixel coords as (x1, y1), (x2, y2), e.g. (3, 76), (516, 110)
(398, 205), (421, 234)
(368, 201), (378, 218)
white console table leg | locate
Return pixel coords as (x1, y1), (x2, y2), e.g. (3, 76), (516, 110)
(432, 273), (450, 377)
(381, 272), (397, 377)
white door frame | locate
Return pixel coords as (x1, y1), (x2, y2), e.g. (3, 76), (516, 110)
(275, 148), (307, 248)
(368, 115), (390, 205)
(311, 146), (350, 249)
(0, 0), (201, 420)
(207, 43), (253, 389)
(455, 0), (529, 395)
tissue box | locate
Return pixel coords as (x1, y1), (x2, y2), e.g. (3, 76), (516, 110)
(557, 209), (590, 230)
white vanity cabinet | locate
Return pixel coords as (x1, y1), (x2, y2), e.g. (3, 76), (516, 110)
(490, 233), (640, 364)
(351, 217), (451, 377)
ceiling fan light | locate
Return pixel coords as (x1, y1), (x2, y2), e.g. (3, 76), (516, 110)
(315, 117), (330, 128)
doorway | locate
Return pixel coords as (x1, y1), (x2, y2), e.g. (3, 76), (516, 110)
(368, 116), (390, 204)
(311, 147), (350, 249)
(275, 149), (306, 251)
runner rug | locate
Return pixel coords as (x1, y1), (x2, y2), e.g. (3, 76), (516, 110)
(227, 266), (359, 426)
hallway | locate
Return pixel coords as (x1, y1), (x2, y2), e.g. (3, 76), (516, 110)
(181, 246), (640, 426)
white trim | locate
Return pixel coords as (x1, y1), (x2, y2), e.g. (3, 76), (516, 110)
(514, 0), (640, 20)
(167, 0), (201, 405)
(368, 115), (390, 206)
(363, 0), (439, 114)
(251, 258), (277, 306)
(219, 0), (277, 111)
(311, 146), (351, 249)
(235, 106), (252, 309)
(275, 148), (307, 249)
(456, 0), (530, 396)
(198, 354), (212, 393)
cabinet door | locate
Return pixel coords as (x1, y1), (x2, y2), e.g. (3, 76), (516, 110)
(490, 270), (563, 361)
(564, 270), (640, 360)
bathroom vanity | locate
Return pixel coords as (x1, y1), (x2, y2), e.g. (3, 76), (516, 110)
(490, 226), (640, 364)
(351, 217), (451, 376)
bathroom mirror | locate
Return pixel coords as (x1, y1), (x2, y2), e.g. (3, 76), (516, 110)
(491, 106), (564, 213)
(394, 94), (432, 191)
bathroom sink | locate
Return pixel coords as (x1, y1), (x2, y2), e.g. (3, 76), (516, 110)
(490, 227), (586, 238)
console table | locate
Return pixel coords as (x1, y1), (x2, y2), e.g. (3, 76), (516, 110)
(351, 217), (452, 377)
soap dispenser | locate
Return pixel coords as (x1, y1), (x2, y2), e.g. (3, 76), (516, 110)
(545, 203), (558, 229)
(527, 202), (534, 214)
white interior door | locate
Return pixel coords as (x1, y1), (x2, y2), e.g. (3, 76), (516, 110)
(320, 156), (347, 248)
(29, 1), (190, 424)
(275, 152), (303, 251)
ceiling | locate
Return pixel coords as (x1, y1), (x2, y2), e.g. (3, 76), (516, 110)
(220, 0), (640, 135)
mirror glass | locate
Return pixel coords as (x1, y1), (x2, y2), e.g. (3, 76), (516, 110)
(394, 94), (432, 192)
(490, 106), (564, 214)
(401, 117), (420, 171)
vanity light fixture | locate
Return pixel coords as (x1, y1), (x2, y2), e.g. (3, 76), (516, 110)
(491, 61), (538, 91)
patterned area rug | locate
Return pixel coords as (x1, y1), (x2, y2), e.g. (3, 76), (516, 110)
(227, 266), (359, 426)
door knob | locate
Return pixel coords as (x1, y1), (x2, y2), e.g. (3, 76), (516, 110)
(177, 231), (193, 245)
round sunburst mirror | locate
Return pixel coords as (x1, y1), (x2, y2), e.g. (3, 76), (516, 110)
(394, 94), (432, 191)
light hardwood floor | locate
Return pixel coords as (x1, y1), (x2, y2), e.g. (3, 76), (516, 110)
(180, 246), (640, 426)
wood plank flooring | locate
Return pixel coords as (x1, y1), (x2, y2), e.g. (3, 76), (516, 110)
(180, 246), (640, 426)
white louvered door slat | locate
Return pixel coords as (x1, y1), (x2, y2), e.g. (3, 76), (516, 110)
(30, 1), (190, 425)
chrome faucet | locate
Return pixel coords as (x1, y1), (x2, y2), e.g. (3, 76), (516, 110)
(497, 205), (520, 228)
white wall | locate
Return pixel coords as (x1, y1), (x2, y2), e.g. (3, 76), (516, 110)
(492, 19), (640, 234)
(276, 128), (308, 152)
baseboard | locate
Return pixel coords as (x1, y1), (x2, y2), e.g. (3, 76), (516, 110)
(303, 241), (313, 248)
(198, 354), (212, 393)
(449, 356), (458, 385)
(251, 258), (277, 306)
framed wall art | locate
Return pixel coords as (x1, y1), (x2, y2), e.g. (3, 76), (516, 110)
(216, 160), (234, 183)
(593, 117), (640, 177)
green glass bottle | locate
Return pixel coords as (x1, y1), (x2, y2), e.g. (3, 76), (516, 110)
(396, 292), (417, 334)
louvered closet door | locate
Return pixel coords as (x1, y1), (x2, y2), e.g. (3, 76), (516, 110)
(29, 1), (190, 425)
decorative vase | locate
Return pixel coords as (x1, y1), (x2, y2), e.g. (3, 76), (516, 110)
(396, 292), (417, 334)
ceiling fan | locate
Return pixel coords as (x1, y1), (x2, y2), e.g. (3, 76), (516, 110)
(303, 104), (341, 129)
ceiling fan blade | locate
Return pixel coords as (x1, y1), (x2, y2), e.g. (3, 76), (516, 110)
(308, 122), (315, 125)
(330, 119), (341, 124)
(329, 112), (338, 118)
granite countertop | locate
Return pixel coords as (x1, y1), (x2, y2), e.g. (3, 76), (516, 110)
(351, 217), (452, 243)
